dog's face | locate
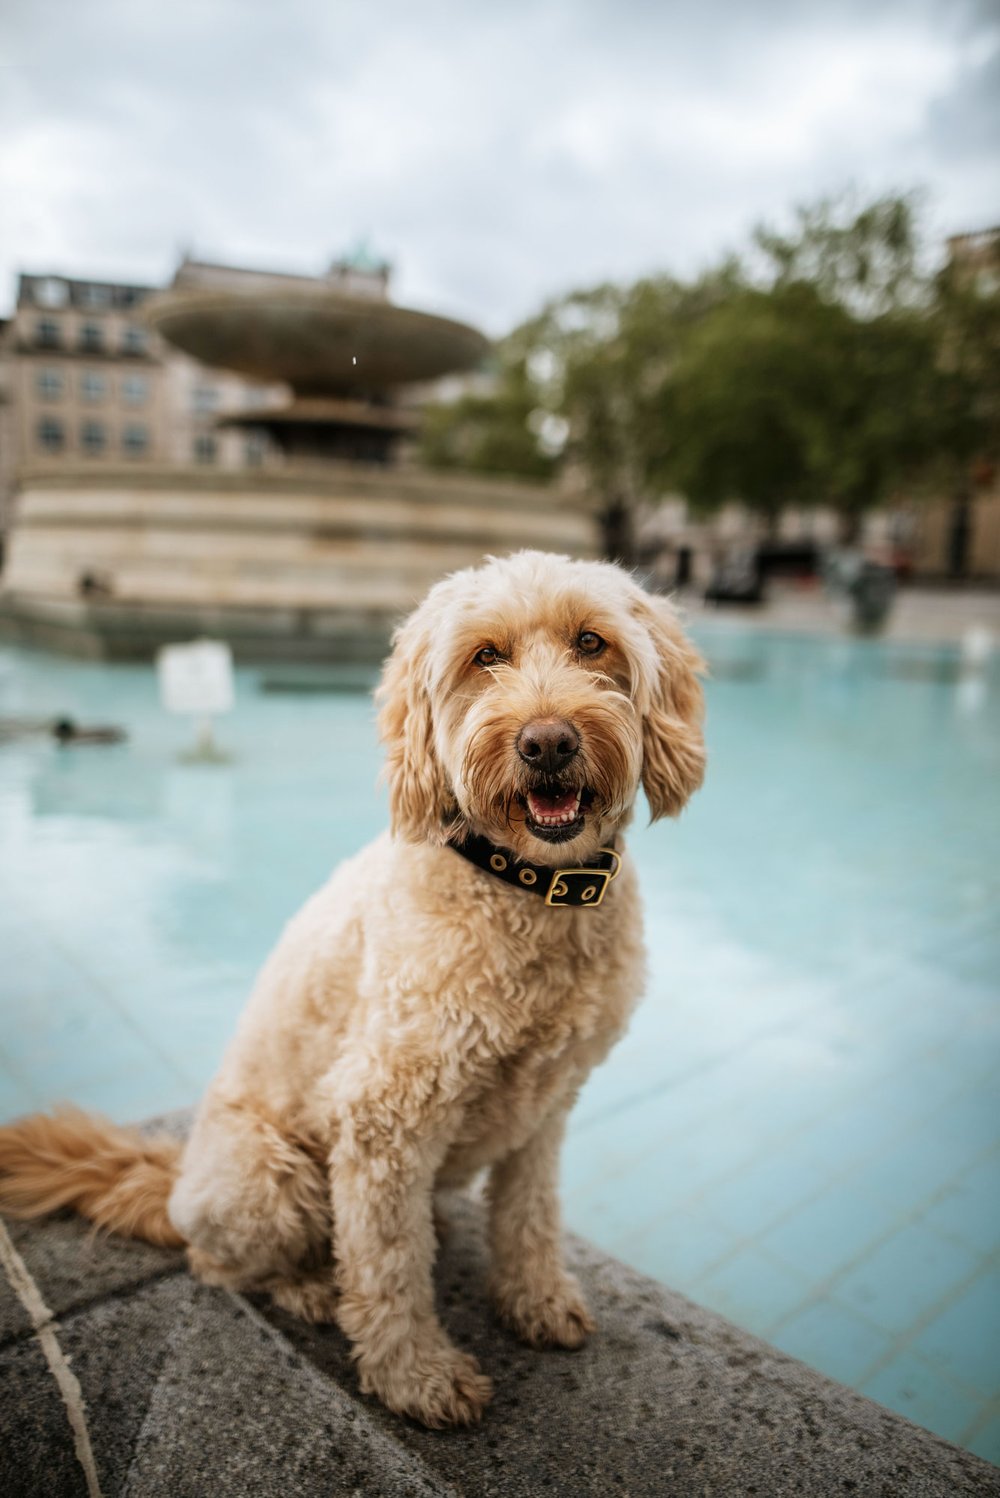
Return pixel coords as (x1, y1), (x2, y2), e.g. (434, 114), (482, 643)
(377, 551), (705, 865)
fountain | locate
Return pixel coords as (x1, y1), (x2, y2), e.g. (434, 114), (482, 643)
(1, 260), (596, 661)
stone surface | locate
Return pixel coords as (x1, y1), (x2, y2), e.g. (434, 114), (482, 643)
(1, 1336), (90, 1498)
(71, 1279), (445, 1498)
(0, 1250), (34, 1343)
(3, 1214), (183, 1325)
(1, 1177), (997, 1497)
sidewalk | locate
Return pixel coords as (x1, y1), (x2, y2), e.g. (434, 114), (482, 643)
(683, 583), (1000, 644)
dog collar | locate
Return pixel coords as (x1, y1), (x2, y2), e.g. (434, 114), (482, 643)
(449, 833), (622, 908)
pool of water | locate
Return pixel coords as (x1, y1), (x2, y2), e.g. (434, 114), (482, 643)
(0, 631), (997, 1461)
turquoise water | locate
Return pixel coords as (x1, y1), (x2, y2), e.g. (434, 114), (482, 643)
(0, 633), (997, 1460)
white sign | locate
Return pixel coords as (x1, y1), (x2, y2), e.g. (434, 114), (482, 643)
(157, 640), (235, 716)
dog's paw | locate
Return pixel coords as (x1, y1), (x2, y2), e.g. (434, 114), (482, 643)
(493, 1275), (596, 1350)
(269, 1272), (339, 1324)
(186, 1247), (251, 1290)
(359, 1343), (493, 1428)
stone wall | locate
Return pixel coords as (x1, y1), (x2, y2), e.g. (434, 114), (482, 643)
(0, 464), (598, 660)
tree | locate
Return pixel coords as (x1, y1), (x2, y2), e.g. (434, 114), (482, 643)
(503, 269), (742, 560)
(419, 355), (558, 483)
(662, 284), (839, 531)
(662, 276), (951, 540)
(663, 195), (973, 540)
(808, 302), (951, 540)
(417, 191), (1000, 560)
(752, 190), (927, 318)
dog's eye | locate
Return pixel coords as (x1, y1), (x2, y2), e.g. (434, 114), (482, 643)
(577, 630), (606, 656)
(473, 645), (502, 668)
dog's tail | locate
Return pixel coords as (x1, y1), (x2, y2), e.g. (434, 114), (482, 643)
(0, 1106), (185, 1247)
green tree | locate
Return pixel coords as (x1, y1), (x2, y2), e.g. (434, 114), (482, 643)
(417, 191), (999, 560)
(663, 276), (950, 540)
(504, 269), (741, 559)
(663, 284), (838, 532)
(419, 355), (557, 482)
(753, 190), (927, 318)
(664, 195), (969, 540)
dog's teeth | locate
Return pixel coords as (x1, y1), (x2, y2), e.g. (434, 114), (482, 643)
(527, 787), (587, 830)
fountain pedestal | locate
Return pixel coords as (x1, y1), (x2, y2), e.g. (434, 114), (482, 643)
(2, 273), (597, 659)
(1, 463), (595, 661)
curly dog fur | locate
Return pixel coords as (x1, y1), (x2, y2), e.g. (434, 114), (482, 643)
(0, 549), (705, 1428)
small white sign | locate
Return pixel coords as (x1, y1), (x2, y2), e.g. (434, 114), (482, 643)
(157, 639), (234, 716)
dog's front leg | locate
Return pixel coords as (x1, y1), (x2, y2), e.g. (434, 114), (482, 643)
(330, 1090), (493, 1427)
(487, 1108), (595, 1349)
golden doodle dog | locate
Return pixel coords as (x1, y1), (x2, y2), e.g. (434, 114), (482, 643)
(0, 550), (705, 1428)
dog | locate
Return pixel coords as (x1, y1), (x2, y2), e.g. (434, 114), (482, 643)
(0, 550), (705, 1428)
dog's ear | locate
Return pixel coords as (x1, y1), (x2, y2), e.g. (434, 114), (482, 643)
(633, 592), (706, 820)
(376, 608), (453, 843)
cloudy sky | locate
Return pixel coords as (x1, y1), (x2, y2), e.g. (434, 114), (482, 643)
(1, 0), (997, 334)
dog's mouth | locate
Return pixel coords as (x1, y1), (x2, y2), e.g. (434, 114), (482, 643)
(519, 784), (594, 843)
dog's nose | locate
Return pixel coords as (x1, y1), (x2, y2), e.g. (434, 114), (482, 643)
(517, 718), (580, 774)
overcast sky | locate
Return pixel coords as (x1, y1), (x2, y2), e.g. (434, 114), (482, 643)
(1, 0), (997, 334)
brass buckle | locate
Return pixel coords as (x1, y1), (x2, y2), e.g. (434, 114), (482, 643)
(545, 848), (621, 908)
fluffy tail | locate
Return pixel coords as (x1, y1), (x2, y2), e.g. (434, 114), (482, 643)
(0, 1105), (184, 1247)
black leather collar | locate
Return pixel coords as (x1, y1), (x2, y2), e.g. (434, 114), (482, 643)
(449, 833), (621, 907)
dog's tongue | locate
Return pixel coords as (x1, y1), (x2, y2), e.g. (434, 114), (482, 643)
(527, 788), (580, 819)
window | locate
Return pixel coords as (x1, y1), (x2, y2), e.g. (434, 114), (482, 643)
(79, 283), (111, 309)
(37, 417), (66, 453)
(192, 385), (218, 413)
(36, 368), (64, 400)
(121, 374), (148, 406)
(121, 325), (147, 355)
(79, 323), (103, 353)
(244, 432), (267, 467)
(80, 371), (106, 403)
(122, 424), (149, 458)
(193, 434), (217, 465)
(36, 319), (62, 349)
(34, 277), (69, 309)
(81, 420), (106, 456)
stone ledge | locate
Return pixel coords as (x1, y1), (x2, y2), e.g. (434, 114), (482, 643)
(12, 462), (587, 513)
(1, 1127), (997, 1497)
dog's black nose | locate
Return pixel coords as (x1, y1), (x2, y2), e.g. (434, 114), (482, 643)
(517, 718), (580, 774)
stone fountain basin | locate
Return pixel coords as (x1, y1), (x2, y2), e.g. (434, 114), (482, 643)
(144, 288), (491, 393)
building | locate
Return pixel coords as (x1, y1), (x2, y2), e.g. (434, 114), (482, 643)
(0, 274), (167, 533)
(945, 226), (1000, 293)
(0, 267), (290, 537)
(909, 226), (1000, 581)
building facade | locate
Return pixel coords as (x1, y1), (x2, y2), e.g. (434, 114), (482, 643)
(0, 275), (167, 531)
(0, 267), (291, 536)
